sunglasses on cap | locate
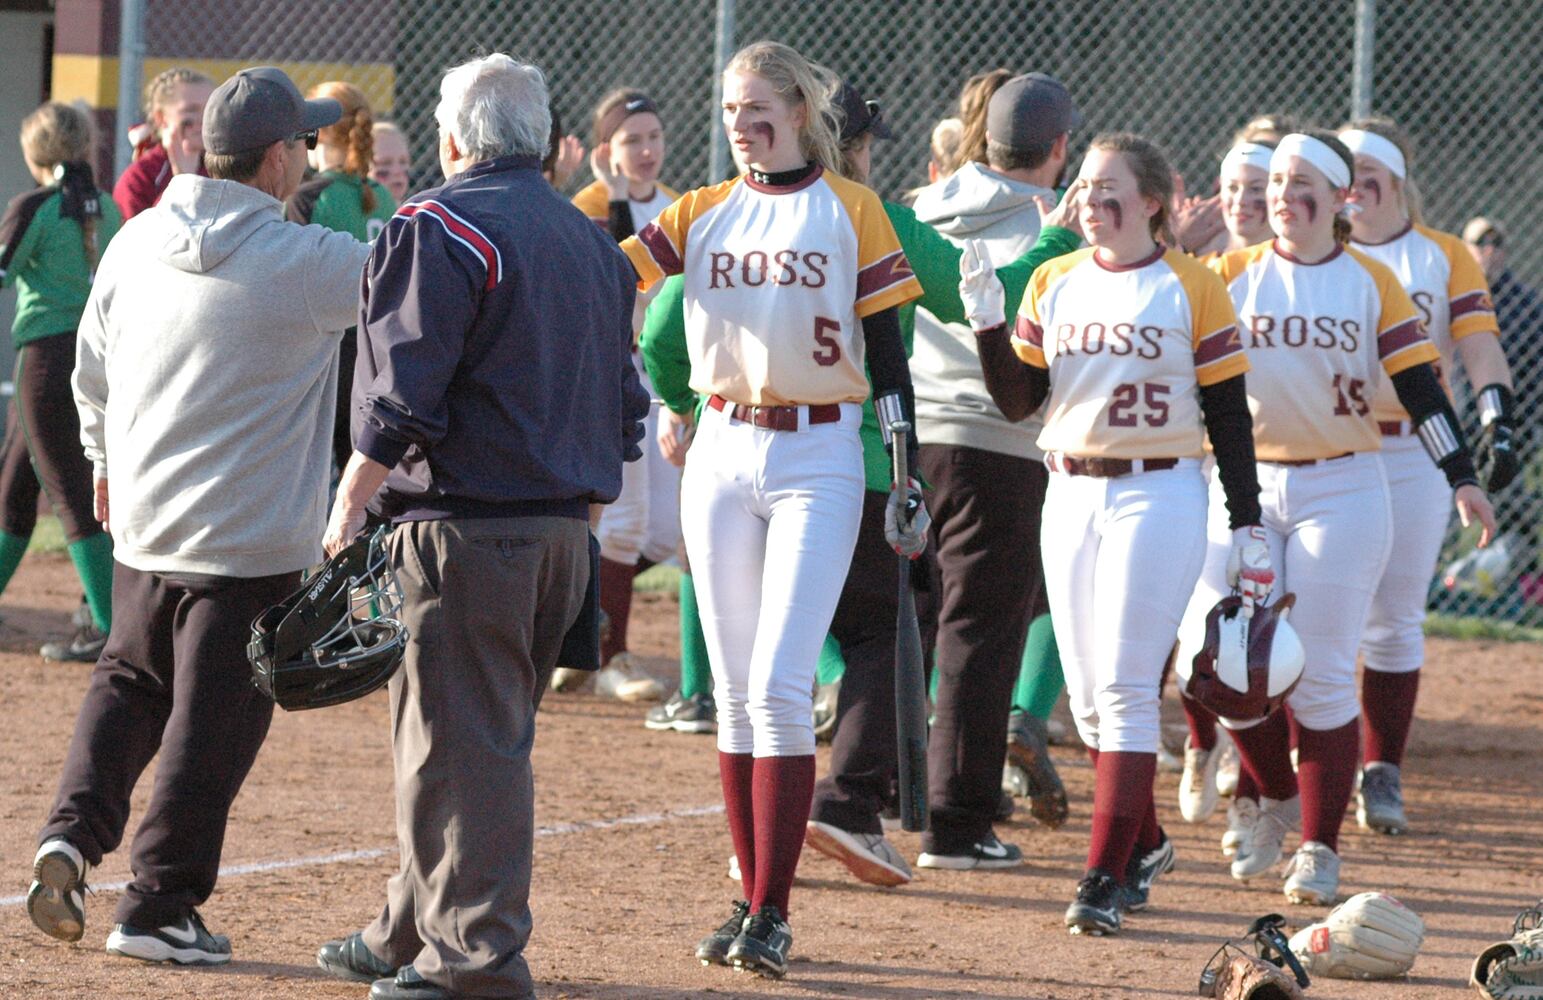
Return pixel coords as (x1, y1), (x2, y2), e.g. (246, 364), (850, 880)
(293, 129), (319, 150)
(864, 99), (883, 127)
(1472, 230), (1504, 248)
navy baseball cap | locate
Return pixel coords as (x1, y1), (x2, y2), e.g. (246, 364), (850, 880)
(835, 81), (892, 144)
(986, 72), (1081, 151)
(203, 67), (342, 155)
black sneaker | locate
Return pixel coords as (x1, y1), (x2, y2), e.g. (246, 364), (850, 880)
(40, 621), (107, 663)
(695, 899), (749, 966)
(1065, 870), (1123, 936)
(318, 931), (397, 983)
(27, 839), (89, 942)
(1006, 710), (1069, 829)
(727, 905), (792, 979)
(645, 690), (717, 734)
(105, 908), (231, 964)
(916, 831), (1023, 871)
(1120, 834), (1176, 912)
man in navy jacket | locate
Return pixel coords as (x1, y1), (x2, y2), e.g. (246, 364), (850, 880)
(317, 53), (647, 1000)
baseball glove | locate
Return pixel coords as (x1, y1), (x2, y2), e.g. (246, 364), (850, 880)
(1288, 891), (1424, 979)
(1210, 953), (1305, 999)
(1472, 926), (1543, 998)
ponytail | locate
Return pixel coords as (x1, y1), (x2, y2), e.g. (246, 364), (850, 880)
(308, 81), (377, 213)
(20, 105), (101, 274)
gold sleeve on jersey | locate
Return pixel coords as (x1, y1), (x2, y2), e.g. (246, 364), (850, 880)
(1436, 229), (1501, 340)
(570, 180), (610, 224)
(1368, 261), (1439, 376)
(1176, 254), (1249, 386)
(621, 180), (736, 290)
(834, 177), (922, 317)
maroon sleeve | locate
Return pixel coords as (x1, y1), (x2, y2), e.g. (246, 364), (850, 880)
(112, 159), (158, 220)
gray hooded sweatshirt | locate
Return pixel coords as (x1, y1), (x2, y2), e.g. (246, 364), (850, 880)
(74, 174), (372, 576)
(910, 161), (1057, 458)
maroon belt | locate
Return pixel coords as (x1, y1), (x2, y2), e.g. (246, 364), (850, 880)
(1379, 420), (1411, 437)
(1271, 451), (1354, 468)
(1045, 453), (1179, 478)
(707, 394), (842, 432)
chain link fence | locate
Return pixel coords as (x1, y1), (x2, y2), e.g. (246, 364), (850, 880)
(134, 0), (1543, 628)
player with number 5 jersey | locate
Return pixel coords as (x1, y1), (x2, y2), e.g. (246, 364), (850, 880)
(971, 133), (1264, 936)
(620, 42), (922, 980)
(1179, 130), (1495, 908)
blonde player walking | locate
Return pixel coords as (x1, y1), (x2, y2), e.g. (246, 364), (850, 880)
(969, 133), (1265, 936)
(1184, 130), (1495, 906)
(1339, 118), (1516, 836)
(620, 41), (922, 978)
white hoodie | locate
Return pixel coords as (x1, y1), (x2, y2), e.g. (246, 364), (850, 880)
(74, 174), (371, 576)
(910, 162), (1055, 458)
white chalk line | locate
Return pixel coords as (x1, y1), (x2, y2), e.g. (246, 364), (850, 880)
(0, 802), (724, 908)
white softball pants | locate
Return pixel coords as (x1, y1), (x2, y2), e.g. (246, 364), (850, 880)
(596, 356), (683, 566)
(1177, 452), (1393, 732)
(1043, 460), (1209, 753)
(681, 401), (864, 757)
(1361, 434), (1450, 674)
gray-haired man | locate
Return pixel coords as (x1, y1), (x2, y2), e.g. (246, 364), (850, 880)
(315, 53), (647, 1000)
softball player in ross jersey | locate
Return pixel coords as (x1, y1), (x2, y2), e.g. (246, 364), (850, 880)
(1189, 131), (1495, 907)
(620, 41), (922, 978)
(1339, 119), (1516, 836)
(970, 133), (1265, 936)
(559, 88), (683, 701)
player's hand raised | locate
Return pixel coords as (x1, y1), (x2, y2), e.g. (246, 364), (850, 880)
(959, 239), (1005, 331)
(591, 142), (628, 199)
(1226, 524), (1275, 616)
(1037, 178), (1087, 239)
(1455, 483), (1497, 549)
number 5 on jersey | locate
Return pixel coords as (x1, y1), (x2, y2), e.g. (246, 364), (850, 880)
(813, 316), (842, 367)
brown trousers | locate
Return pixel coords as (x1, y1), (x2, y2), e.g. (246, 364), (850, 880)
(361, 516), (588, 998)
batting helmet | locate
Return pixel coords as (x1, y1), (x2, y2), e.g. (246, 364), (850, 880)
(1183, 593), (1304, 721)
(247, 527), (407, 710)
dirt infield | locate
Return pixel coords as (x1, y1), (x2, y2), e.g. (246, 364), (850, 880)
(1, 552), (1539, 998)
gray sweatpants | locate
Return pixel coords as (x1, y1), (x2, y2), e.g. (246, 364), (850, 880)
(362, 516), (588, 998)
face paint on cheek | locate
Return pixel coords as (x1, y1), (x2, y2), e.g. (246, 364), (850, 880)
(1363, 178), (1381, 205)
(1300, 194), (1318, 223)
(1099, 198), (1123, 230)
(1247, 196), (1267, 220)
(748, 122), (775, 150)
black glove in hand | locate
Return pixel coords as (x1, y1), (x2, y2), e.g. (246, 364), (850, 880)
(1476, 420), (1520, 493)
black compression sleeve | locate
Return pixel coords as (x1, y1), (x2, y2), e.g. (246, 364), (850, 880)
(607, 200), (635, 243)
(973, 323), (1049, 422)
(863, 305), (918, 469)
(1390, 361), (1480, 488)
(1198, 374), (1262, 529)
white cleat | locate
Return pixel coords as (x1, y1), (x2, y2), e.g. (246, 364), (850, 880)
(1283, 840), (1340, 906)
(1230, 795), (1299, 881)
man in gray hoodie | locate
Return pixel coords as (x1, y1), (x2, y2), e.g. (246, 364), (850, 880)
(908, 73), (1082, 870)
(25, 67), (370, 965)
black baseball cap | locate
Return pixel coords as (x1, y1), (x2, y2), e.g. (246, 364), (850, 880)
(986, 72), (1081, 151)
(203, 67), (342, 155)
(835, 81), (892, 144)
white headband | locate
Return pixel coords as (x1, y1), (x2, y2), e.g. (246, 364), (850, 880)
(1270, 133), (1351, 190)
(1220, 142), (1274, 177)
(1338, 129), (1406, 179)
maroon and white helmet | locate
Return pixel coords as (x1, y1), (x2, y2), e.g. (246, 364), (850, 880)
(1183, 593), (1304, 721)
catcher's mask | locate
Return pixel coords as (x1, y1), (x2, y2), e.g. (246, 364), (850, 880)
(1199, 913), (1311, 996)
(248, 527), (406, 710)
(1182, 593), (1304, 722)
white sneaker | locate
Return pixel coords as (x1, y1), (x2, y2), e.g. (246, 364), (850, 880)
(1214, 733), (1240, 798)
(805, 821), (913, 886)
(1283, 840), (1341, 905)
(106, 909), (231, 965)
(1230, 795), (1299, 880)
(727, 854), (741, 882)
(1222, 796), (1259, 858)
(549, 666), (593, 693)
(1356, 761), (1409, 835)
(27, 839), (89, 942)
(594, 652), (664, 702)
(1179, 740), (1223, 822)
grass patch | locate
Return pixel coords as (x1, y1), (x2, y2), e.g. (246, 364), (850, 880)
(26, 516), (66, 554)
(633, 563), (681, 594)
(1424, 613), (1543, 643)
